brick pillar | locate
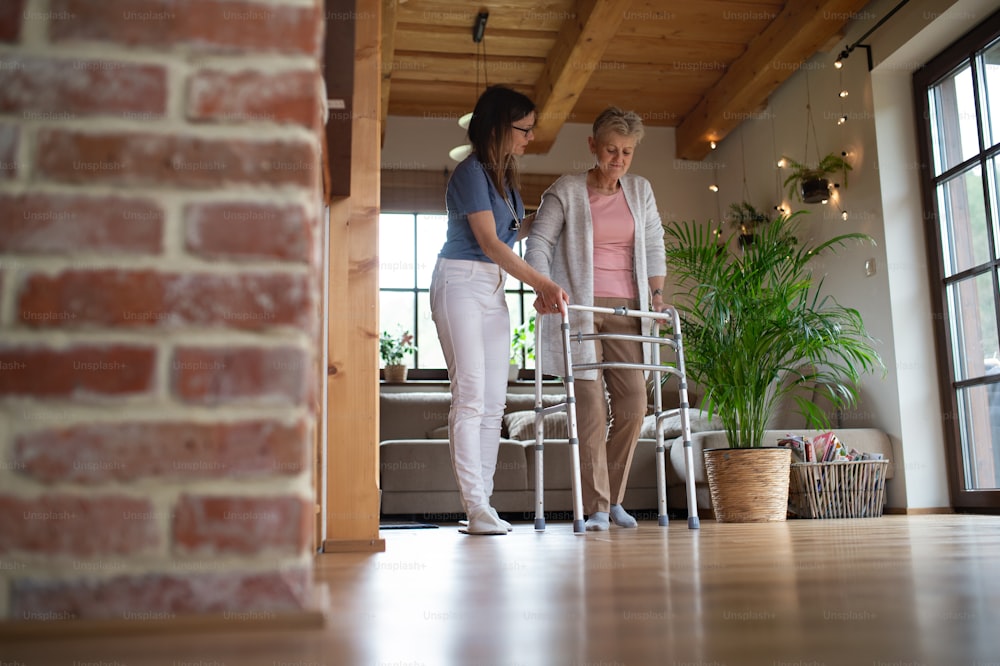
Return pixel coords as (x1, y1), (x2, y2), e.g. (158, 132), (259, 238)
(0, 0), (326, 623)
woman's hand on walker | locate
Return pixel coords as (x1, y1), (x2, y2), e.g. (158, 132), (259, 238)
(533, 282), (568, 315)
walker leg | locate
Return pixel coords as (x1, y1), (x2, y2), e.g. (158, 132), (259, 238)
(534, 442), (546, 531)
(655, 438), (669, 526)
(683, 437), (700, 530)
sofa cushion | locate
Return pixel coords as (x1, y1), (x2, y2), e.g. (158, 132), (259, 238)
(426, 424), (449, 439)
(640, 409), (723, 439)
(380, 439), (528, 493)
(503, 410), (570, 440)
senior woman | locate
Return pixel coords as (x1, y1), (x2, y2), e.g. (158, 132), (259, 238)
(525, 107), (667, 531)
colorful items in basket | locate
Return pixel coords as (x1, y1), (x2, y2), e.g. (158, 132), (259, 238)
(777, 432), (885, 464)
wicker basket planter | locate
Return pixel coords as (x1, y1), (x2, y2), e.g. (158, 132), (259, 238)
(383, 364), (408, 383)
(704, 447), (792, 522)
(789, 460), (889, 519)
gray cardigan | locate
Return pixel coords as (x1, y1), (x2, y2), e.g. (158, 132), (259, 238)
(524, 172), (667, 379)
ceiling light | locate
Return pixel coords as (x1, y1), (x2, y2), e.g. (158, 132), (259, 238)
(709, 184), (719, 192)
(450, 11), (489, 161)
(449, 144), (473, 162)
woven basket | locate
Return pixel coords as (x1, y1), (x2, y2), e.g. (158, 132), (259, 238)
(383, 364), (408, 383)
(789, 460), (889, 519)
(704, 447), (792, 522)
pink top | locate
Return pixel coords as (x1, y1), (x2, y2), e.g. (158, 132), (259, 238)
(589, 186), (637, 299)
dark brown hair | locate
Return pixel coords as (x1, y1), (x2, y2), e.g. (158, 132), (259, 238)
(467, 85), (535, 201)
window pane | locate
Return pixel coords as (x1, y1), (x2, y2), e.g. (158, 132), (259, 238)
(937, 166), (989, 276)
(956, 384), (1000, 489)
(508, 300), (536, 371)
(416, 292), (444, 370)
(946, 271), (999, 381)
(930, 63), (979, 175)
(416, 214), (447, 288)
(379, 291), (415, 368)
(505, 239), (526, 290)
(379, 214), (415, 289)
(981, 37), (1000, 150)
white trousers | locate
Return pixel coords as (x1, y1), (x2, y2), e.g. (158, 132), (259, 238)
(430, 257), (510, 516)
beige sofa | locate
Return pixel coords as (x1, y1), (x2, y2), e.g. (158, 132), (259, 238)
(379, 389), (896, 520)
(378, 390), (718, 519)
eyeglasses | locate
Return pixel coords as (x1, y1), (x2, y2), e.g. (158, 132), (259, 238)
(511, 125), (535, 136)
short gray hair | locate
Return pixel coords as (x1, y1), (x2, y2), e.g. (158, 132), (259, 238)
(592, 107), (645, 144)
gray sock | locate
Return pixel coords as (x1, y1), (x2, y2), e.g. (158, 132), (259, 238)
(610, 504), (637, 528)
(585, 512), (609, 531)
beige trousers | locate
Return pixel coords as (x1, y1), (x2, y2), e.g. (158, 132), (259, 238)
(574, 297), (647, 514)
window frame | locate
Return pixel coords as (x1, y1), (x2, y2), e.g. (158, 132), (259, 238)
(914, 9), (1000, 509)
(378, 209), (536, 381)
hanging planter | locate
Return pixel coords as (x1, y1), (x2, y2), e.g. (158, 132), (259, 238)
(782, 154), (851, 204)
(799, 172), (832, 203)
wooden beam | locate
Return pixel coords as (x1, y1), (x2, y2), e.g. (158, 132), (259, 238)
(379, 0), (398, 147)
(674, 0), (871, 161)
(323, 0), (356, 198)
(527, 0), (631, 154)
(324, 0), (385, 554)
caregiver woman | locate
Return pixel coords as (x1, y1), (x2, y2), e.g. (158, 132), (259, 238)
(430, 85), (568, 536)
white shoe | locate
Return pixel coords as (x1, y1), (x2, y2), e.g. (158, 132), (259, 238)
(459, 507), (513, 532)
(488, 507), (513, 532)
(459, 508), (507, 535)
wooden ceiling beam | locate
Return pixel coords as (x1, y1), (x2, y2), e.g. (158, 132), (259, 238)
(674, 0), (871, 161)
(526, 0), (632, 154)
(379, 0), (398, 147)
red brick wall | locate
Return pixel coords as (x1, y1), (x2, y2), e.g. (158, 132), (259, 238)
(0, 0), (325, 622)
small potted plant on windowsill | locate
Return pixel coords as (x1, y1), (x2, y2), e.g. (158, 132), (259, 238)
(782, 152), (852, 204)
(380, 327), (416, 383)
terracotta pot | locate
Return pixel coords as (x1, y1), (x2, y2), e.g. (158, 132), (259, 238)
(383, 364), (408, 383)
(703, 447), (791, 522)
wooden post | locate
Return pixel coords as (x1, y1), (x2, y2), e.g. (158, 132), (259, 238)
(323, 0), (385, 552)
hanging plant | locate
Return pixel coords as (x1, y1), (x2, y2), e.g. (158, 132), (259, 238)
(727, 201), (771, 248)
(782, 152), (852, 203)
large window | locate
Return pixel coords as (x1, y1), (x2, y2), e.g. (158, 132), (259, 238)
(379, 212), (535, 374)
(916, 11), (1000, 508)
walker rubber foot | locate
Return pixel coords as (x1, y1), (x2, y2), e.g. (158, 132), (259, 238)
(534, 518), (546, 531)
(688, 516), (700, 529)
(572, 519), (586, 533)
(658, 515), (669, 526)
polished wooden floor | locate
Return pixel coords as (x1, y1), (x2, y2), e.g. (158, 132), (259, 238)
(7, 514), (1000, 666)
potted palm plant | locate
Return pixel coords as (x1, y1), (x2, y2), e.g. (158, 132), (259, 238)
(782, 152), (852, 204)
(380, 327), (416, 383)
(662, 211), (883, 522)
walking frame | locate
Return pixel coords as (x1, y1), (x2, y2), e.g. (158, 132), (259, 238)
(532, 303), (700, 533)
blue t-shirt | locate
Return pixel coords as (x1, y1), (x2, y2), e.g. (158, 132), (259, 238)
(439, 154), (523, 262)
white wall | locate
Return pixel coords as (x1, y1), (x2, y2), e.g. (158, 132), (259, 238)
(380, 0), (998, 509)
